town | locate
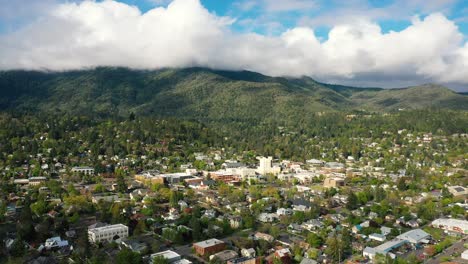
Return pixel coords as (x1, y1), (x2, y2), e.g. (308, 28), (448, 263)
(0, 113), (466, 264)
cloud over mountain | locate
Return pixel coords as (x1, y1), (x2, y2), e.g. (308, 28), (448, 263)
(0, 0), (467, 88)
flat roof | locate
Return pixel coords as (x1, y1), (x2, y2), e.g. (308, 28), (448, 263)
(151, 250), (180, 260)
(374, 239), (407, 253)
(397, 229), (430, 243)
(194, 238), (224, 248)
(88, 224), (128, 233)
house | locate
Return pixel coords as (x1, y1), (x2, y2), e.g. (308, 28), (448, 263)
(254, 232), (275, 243)
(291, 199), (311, 212)
(406, 219), (420, 228)
(210, 250), (238, 262)
(121, 239), (148, 253)
(288, 223), (303, 233)
(203, 209), (217, 219)
(230, 216), (242, 229)
(369, 233), (386, 242)
(274, 248), (292, 264)
(241, 248), (256, 258)
(88, 224), (129, 243)
(193, 239), (226, 256)
(302, 219), (324, 231)
(381, 227), (392, 236)
(258, 213), (278, 223)
(277, 208), (293, 216)
(299, 259), (318, 264)
(130, 189), (149, 200)
(44, 237), (69, 250)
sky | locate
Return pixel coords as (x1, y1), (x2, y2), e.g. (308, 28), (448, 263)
(0, 0), (467, 91)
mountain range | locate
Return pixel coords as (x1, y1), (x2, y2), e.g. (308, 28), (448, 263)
(0, 67), (466, 121)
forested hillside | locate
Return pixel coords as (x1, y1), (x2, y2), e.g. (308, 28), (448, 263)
(0, 67), (466, 122)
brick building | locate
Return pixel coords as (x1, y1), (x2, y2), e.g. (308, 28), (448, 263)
(193, 239), (226, 256)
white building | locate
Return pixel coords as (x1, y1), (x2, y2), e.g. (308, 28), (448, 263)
(72, 166), (95, 175)
(256, 157), (281, 175)
(431, 218), (468, 234)
(44, 237), (69, 250)
(462, 250), (468, 260)
(369, 233), (386, 242)
(88, 224), (128, 243)
(447, 186), (468, 196)
(29, 176), (47, 186)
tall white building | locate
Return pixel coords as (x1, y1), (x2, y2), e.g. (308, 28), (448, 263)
(88, 224), (128, 243)
(256, 157), (281, 175)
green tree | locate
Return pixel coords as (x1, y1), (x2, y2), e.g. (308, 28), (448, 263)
(346, 192), (359, 210)
(152, 255), (169, 264)
(116, 248), (143, 264)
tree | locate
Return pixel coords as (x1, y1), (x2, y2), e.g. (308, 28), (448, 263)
(9, 237), (26, 258)
(306, 232), (323, 248)
(116, 248), (143, 264)
(133, 220), (147, 235)
(152, 255), (169, 264)
(169, 190), (181, 208)
(17, 198), (35, 241)
(346, 192), (359, 210)
(270, 225), (280, 239)
(30, 199), (48, 216)
(93, 183), (106, 193)
(116, 173), (127, 193)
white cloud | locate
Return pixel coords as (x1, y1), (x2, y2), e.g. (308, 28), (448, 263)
(262, 0), (318, 12)
(0, 0), (467, 88)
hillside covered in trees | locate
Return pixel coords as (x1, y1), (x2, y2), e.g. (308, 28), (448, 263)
(0, 67), (467, 122)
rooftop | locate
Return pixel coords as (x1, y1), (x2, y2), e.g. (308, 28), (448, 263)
(193, 238), (225, 248)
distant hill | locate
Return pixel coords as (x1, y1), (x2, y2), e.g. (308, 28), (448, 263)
(0, 67), (466, 121)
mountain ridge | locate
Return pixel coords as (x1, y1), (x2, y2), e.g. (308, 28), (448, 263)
(0, 67), (466, 121)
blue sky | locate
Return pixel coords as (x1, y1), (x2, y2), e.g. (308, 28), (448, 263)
(113, 0), (468, 38)
(0, 0), (467, 90)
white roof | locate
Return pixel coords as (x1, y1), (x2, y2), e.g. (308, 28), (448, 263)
(194, 238), (224, 248)
(396, 229), (430, 244)
(88, 224), (128, 233)
(432, 218), (468, 232)
(151, 250), (180, 260)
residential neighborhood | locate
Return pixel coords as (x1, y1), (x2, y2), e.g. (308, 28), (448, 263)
(0, 113), (467, 264)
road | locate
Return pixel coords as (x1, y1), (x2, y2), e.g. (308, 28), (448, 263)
(426, 235), (467, 264)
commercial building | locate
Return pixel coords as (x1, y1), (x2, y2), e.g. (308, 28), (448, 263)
(71, 166), (95, 175)
(256, 157), (281, 175)
(193, 238), (226, 256)
(363, 229), (430, 260)
(88, 224), (128, 243)
(323, 177), (345, 188)
(396, 229), (430, 244)
(431, 218), (468, 234)
(29, 176), (47, 186)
